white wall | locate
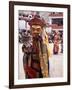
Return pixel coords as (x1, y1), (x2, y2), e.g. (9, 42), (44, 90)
(0, 0), (72, 90)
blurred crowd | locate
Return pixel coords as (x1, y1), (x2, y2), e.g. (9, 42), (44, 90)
(19, 29), (63, 44)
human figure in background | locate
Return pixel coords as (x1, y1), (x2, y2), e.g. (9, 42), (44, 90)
(53, 31), (60, 54)
(22, 29), (32, 78)
(61, 34), (63, 53)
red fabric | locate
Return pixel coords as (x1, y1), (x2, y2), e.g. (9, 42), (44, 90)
(24, 65), (37, 78)
(29, 16), (46, 27)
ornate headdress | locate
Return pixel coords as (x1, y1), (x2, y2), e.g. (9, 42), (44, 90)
(28, 15), (46, 27)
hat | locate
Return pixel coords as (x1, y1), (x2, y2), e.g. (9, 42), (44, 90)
(28, 15), (46, 27)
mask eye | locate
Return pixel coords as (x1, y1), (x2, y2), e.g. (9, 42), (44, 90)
(31, 27), (35, 31)
(27, 30), (31, 33)
(23, 30), (26, 32)
(37, 28), (41, 31)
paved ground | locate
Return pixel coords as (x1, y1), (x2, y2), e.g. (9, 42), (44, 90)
(49, 53), (63, 77)
(18, 43), (63, 79)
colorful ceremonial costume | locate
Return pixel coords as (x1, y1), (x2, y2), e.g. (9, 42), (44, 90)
(22, 16), (50, 78)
